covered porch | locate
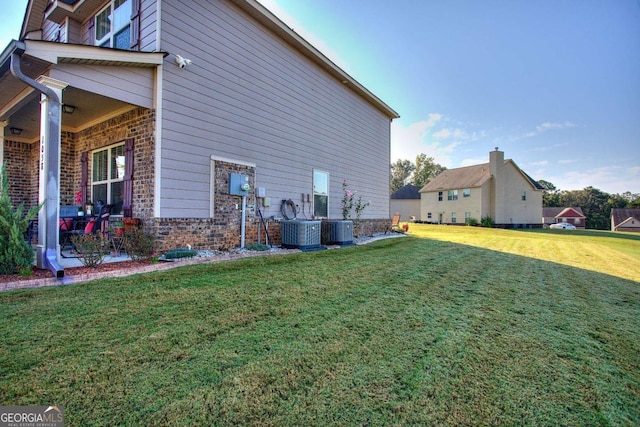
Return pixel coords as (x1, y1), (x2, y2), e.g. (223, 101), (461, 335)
(0, 39), (164, 277)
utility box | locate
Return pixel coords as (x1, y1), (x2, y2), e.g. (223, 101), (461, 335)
(229, 173), (250, 196)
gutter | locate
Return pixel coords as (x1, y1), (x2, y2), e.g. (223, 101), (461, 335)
(9, 42), (64, 279)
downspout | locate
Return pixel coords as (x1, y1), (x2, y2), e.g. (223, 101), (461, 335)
(10, 47), (64, 278)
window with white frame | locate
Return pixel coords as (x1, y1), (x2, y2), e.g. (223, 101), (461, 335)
(95, 0), (132, 49)
(463, 188), (471, 197)
(427, 212), (432, 219)
(522, 190), (527, 201)
(92, 143), (125, 215)
(438, 191), (443, 202)
(313, 170), (328, 218)
(451, 212), (457, 223)
(448, 189), (458, 200)
(465, 212), (471, 221)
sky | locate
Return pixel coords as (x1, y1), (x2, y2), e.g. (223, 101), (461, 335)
(2, 0), (639, 194)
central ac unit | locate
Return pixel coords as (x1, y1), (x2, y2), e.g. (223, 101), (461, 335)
(322, 220), (354, 245)
(281, 220), (322, 250)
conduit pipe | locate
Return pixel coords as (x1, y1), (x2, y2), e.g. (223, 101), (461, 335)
(10, 45), (64, 278)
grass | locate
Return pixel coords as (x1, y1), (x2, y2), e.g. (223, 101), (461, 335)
(1, 225), (638, 426)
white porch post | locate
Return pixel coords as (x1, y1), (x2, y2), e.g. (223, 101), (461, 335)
(34, 77), (68, 269)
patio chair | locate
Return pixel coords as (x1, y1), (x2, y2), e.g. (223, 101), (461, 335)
(390, 214), (401, 233)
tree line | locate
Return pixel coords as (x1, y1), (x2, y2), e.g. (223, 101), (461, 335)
(391, 156), (639, 230)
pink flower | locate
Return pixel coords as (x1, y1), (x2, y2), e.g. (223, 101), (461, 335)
(345, 190), (353, 197)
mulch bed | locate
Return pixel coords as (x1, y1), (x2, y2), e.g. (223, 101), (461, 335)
(0, 260), (153, 285)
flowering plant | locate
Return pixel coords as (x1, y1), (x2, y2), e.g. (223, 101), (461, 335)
(75, 190), (83, 205)
(341, 180), (370, 236)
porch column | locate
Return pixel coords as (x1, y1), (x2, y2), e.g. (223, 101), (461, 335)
(0, 120), (6, 167)
(34, 77), (68, 269)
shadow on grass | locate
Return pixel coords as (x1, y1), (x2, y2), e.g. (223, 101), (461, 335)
(0, 235), (638, 426)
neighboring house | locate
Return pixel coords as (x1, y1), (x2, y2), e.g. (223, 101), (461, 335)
(419, 148), (543, 227)
(0, 0), (399, 276)
(390, 184), (420, 221)
(542, 207), (586, 229)
(611, 209), (640, 232)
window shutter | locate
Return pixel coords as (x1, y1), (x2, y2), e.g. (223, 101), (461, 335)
(123, 139), (134, 217)
(88, 17), (95, 45)
(81, 151), (89, 205)
(130, 0), (141, 50)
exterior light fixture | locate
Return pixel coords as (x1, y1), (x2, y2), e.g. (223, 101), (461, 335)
(62, 104), (76, 114)
(9, 127), (23, 135)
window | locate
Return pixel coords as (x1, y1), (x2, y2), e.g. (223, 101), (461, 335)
(313, 170), (328, 218)
(451, 212), (457, 223)
(463, 188), (471, 197)
(427, 212), (432, 219)
(465, 212), (471, 221)
(448, 189), (458, 200)
(95, 0), (132, 49)
(522, 190), (527, 201)
(438, 191), (443, 202)
(92, 143), (125, 215)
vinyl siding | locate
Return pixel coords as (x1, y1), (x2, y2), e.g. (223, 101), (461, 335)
(79, 0), (157, 50)
(50, 64), (155, 108)
(158, 0), (391, 219)
(42, 20), (59, 41)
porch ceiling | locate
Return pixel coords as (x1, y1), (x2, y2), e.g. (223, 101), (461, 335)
(3, 87), (130, 142)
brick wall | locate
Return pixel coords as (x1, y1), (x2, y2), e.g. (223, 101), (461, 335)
(74, 107), (155, 219)
(3, 140), (39, 210)
(4, 110), (392, 253)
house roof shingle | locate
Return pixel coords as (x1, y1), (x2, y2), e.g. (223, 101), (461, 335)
(419, 159), (543, 193)
(542, 207), (585, 218)
(611, 208), (640, 227)
(390, 184), (421, 199)
(419, 163), (491, 192)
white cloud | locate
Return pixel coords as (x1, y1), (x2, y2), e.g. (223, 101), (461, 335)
(531, 160), (549, 167)
(547, 165), (640, 194)
(513, 121), (576, 141)
(390, 115), (457, 166)
(536, 121), (575, 133)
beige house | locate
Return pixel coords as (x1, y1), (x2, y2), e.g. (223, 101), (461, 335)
(611, 209), (640, 232)
(390, 184), (420, 221)
(0, 0), (398, 277)
(419, 149), (543, 227)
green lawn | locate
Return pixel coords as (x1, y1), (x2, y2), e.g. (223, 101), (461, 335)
(1, 225), (639, 426)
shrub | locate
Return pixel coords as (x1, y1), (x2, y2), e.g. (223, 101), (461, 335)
(466, 217), (479, 226)
(123, 228), (155, 261)
(163, 248), (198, 260)
(245, 243), (270, 251)
(70, 234), (109, 268)
(481, 216), (495, 228)
(0, 166), (42, 275)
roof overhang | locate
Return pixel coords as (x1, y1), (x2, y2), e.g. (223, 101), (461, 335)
(617, 216), (640, 228)
(229, 0), (399, 119)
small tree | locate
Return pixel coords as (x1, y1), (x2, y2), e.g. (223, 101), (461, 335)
(341, 180), (370, 236)
(0, 166), (42, 275)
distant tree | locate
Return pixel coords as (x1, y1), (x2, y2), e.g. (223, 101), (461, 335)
(538, 180), (561, 207)
(390, 159), (415, 194)
(413, 154), (446, 189)
(556, 187), (611, 229)
(537, 180), (556, 192)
